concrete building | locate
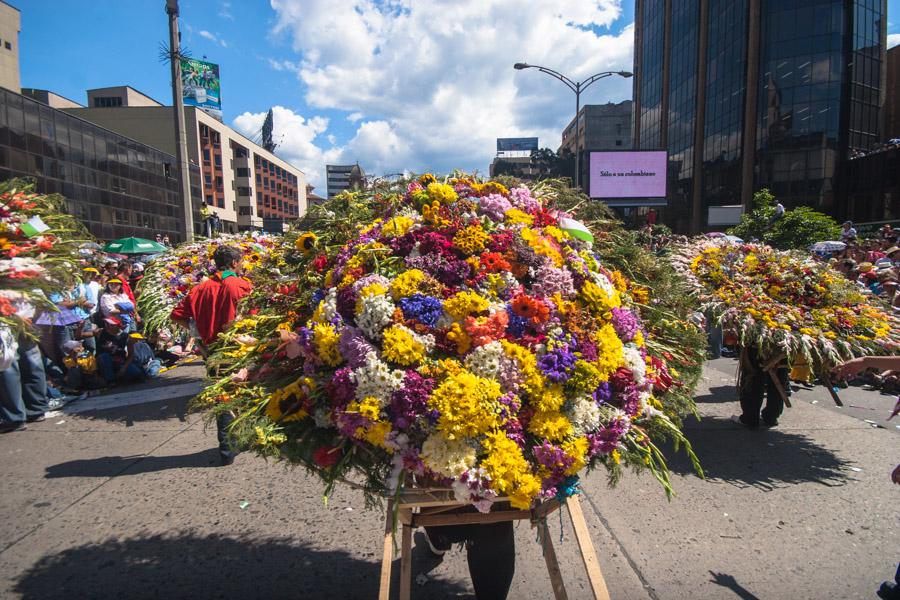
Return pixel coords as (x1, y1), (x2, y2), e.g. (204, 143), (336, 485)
(0, 1), (20, 93)
(632, 0), (887, 232)
(65, 103), (307, 234)
(886, 45), (900, 139)
(0, 87), (200, 242)
(86, 86), (163, 108)
(326, 163), (365, 198)
(21, 89), (83, 109)
(559, 101), (633, 155)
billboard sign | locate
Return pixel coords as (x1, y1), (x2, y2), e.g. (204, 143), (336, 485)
(181, 58), (222, 120)
(497, 137), (539, 152)
(588, 151), (667, 199)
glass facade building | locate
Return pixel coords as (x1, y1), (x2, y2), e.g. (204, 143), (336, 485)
(0, 88), (200, 242)
(632, 0), (887, 232)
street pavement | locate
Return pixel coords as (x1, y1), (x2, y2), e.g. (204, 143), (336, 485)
(0, 357), (897, 599)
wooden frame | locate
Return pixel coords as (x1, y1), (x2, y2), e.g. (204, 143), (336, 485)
(378, 489), (610, 600)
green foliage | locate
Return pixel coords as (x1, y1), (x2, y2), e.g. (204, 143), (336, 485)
(728, 188), (842, 250)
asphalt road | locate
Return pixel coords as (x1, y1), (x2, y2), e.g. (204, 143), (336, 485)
(0, 358), (897, 599)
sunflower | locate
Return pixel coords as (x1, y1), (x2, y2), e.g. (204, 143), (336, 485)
(295, 232), (318, 255)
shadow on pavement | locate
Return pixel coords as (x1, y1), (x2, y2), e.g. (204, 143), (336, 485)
(45, 448), (221, 478)
(70, 393), (193, 427)
(665, 416), (853, 491)
(13, 533), (471, 600)
(694, 385), (739, 404)
(709, 571), (761, 600)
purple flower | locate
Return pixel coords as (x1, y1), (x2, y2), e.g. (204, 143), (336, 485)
(338, 327), (375, 368)
(328, 367), (356, 407)
(389, 371), (434, 430)
(398, 294), (443, 327)
(477, 193), (512, 221)
(611, 307), (640, 342)
(588, 419), (628, 456)
(505, 306), (528, 337)
(532, 441), (575, 489)
(592, 381), (612, 404)
(537, 345), (577, 383)
(531, 264), (575, 298)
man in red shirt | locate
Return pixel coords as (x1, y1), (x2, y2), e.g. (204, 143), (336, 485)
(170, 245), (251, 465)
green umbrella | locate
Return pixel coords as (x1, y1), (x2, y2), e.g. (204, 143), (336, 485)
(102, 237), (168, 254)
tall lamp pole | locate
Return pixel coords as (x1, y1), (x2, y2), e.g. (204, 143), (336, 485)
(514, 63), (632, 192)
(166, 0), (195, 242)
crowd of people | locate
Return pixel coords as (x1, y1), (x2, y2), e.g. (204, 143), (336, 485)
(830, 223), (900, 314)
(0, 256), (165, 433)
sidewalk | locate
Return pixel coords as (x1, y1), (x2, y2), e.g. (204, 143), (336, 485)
(0, 358), (897, 599)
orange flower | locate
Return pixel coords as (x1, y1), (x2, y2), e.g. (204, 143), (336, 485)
(511, 294), (549, 325)
(479, 252), (511, 273)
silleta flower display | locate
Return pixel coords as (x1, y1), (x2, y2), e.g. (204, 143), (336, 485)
(671, 238), (898, 369)
(199, 175), (700, 510)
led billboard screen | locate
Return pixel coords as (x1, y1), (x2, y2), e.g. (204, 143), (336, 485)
(588, 151), (667, 199)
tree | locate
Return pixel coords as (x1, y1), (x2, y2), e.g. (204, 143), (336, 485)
(728, 189), (841, 250)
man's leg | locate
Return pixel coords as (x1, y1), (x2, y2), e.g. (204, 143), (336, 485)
(0, 347), (25, 424)
(96, 353), (115, 384)
(466, 521), (516, 600)
(762, 366), (788, 425)
(738, 347), (765, 427)
(18, 337), (48, 420)
(217, 411), (238, 463)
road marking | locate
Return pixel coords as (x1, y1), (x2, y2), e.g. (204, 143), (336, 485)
(61, 381), (206, 414)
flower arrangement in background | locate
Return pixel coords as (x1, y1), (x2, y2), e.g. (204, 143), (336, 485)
(137, 233), (280, 340)
(671, 238), (898, 368)
(198, 175), (701, 511)
(0, 179), (90, 334)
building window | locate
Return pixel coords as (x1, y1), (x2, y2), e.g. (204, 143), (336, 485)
(616, 140), (622, 146)
(236, 167), (250, 177)
(92, 96), (122, 108)
(204, 174), (212, 185)
(203, 149), (210, 163)
(4, 42), (10, 51)
(238, 206), (252, 216)
(214, 154), (222, 167)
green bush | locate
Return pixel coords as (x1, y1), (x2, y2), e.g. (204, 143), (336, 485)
(728, 189), (841, 250)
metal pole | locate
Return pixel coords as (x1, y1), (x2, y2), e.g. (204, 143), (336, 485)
(166, 0), (194, 242)
(574, 86), (581, 192)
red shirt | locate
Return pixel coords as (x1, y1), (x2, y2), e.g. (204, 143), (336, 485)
(119, 276), (137, 305)
(170, 272), (252, 345)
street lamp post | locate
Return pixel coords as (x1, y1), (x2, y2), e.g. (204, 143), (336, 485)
(514, 63), (632, 192)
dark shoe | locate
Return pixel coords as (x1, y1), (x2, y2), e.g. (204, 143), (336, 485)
(26, 414), (46, 423)
(219, 454), (236, 466)
(0, 421), (27, 433)
(730, 414), (758, 429)
(877, 581), (900, 600)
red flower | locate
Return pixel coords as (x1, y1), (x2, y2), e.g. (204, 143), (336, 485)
(511, 294), (549, 325)
(312, 254), (329, 272)
(313, 446), (342, 469)
(479, 252), (511, 273)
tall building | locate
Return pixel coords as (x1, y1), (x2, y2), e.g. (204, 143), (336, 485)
(326, 163), (365, 198)
(65, 103), (307, 234)
(21, 88), (83, 109)
(632, 0), (887, 232)
(0, 1), (20, 93)
(86, 86), (163, 108)
(885, 45), (900, 139)
(0, 87), (200, 242)
(559, 101), (633, 155)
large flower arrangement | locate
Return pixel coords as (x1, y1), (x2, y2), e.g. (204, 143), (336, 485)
(0, 179), (90, 334)
(137, 233), (280, 339)
(671, 238), (897, 368)
(199, 175), (700, 510)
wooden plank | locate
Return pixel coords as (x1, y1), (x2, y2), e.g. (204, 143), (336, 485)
(535, 517), (569, 600)
(399, 524), (413, 600)
(378, 500), (394, 600)
(819, 372), (844, 406)
(566, 495), (611, 600)
(412, 509), (534, 528)
(766, 368), (792, 408)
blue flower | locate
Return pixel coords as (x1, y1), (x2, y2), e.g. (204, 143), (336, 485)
(398, 294), (443, 327)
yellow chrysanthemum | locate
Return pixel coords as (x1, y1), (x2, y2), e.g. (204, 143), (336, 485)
(427, 371), (503, 439)
(381, 216), (415, 238)
(504, 208), (534, 226)
(480, 430), (541, 509)
(427, 182), (458, 204)
(381, 324), (427, 366)
(390, 269), (426, 300)
(313, 322), (342, 366)
(443, 291), (489, 321)
(452, 224), (490, 255)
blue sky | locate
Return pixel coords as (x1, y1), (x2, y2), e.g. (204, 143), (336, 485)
(15, 0), (897, 188)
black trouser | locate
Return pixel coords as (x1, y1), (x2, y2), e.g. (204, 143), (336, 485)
(425, 521), (515, 599)
(739, 346), (789, 426)
(216, 411), (237, 460)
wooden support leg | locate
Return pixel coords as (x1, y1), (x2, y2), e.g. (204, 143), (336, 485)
(566, 495), (611, 600)
(534, 517), (568, 600)
(819, 373), (844, 406)
(378, 500), (394, 600)
(399, 523), (412, 600)
(766, 369), (792, 408)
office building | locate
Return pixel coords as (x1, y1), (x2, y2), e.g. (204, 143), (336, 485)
(65, 102), (307, 233)
(0, 87), (200, 242)
(632, 0), (887, 232)
(886, 45), (900, 139)
(21, 89), (83, 109)
(86, 86), (163, 108)
(841, 145), (900, 223)
(0, 1), (20, 94)
(559, 101), (632, 155)
(326, 163), (365, 198)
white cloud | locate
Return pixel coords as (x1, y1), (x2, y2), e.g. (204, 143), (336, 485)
(270, 0), (634, 178)
(199, 30), (228, 48)
(889, 33), (900, 49)
(232, 106), (340, 190)
(267, 58), (298, 72)
(219, 1), (234, 20)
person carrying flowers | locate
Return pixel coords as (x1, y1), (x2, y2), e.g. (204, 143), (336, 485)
(171, 245), (251, 465)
